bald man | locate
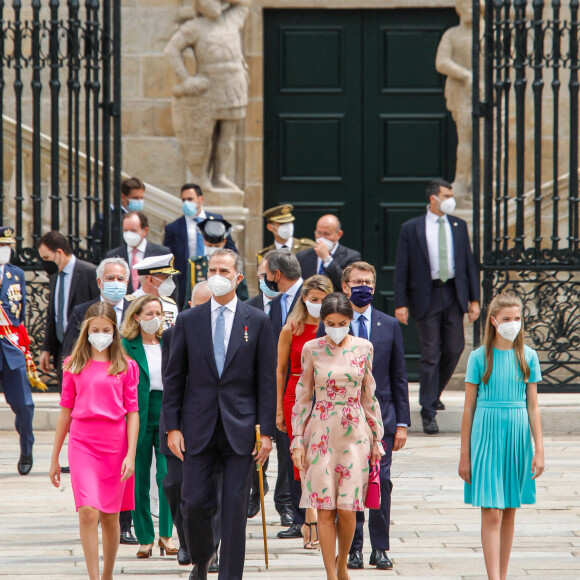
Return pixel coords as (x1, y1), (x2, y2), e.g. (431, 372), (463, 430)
(296, 214), (362, 291)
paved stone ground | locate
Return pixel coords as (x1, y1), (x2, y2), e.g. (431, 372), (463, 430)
(1, 430), (579, 579)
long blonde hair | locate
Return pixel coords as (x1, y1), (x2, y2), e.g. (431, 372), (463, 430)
(482, 292), (530, 384)
(63, 301), (129, 376)
(286, 275), (334, 336)
(121, 294), (163, 340)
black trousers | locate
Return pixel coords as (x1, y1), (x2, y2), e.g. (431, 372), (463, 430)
(181, 415), (252, 580)
(350, 435), (394, 553)
(416, 284), (465, 420)
(119, 509), (132, 534)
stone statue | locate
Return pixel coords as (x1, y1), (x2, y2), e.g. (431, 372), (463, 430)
(165, 0), (250, 194)
(435, 0), (474, 199)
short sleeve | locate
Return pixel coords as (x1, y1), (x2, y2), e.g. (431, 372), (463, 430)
(527, 349), (542, 384)
(123, 358), (139, 413)
(60, 363), (76, 409)
(465, 349), (482, 385)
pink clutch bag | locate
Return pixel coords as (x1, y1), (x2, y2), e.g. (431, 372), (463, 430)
(365, 463), (381, 509)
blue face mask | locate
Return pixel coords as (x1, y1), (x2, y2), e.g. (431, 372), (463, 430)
(183, 200), (198, 218)
(260, 278), (280, 298)
(102, 281), (127, 303)
(349, 285), (374, 308)
(127, 199), (144, 212)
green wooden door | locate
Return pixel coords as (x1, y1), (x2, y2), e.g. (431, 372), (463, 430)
(264, 9), (458, 379)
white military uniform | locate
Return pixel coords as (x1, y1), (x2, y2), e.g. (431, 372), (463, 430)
(131, 287), (178, 330)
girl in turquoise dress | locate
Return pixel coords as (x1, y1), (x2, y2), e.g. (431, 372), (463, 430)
(459, 292), (544, 580)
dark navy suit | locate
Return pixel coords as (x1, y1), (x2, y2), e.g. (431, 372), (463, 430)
(0, 263), (34, 457)
(163, 299), (276, 579)
(163, 214), (238, 308)
(317, 306), (410, 552)
(394, 213), (479, 419)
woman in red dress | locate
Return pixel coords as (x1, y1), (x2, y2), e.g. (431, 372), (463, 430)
(276, 274), (333, 549)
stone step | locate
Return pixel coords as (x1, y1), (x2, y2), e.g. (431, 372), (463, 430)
(1, 384), (577, 433)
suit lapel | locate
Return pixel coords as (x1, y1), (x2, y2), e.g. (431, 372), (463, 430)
(288, 284), (303, 314)
(178, 217), (188, 247)
(416, 217), (429, 263)
(306, 250), (317, 275)
(200, 302), (220, 379)
(450, 217), (459, 260)
(67, 263), (79, 314)
(129, 336), (149, 380)
(222, 301), (248, 375)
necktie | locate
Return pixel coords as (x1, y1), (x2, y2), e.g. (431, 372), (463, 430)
(130, 248), (140, 291)
(56, 271), (66, 342)
(357, 314), (368, 340)
(281, 245), (288, 249)
(280, 293), (289, 325)
(438, 217), (449, 283)
(194, 217), (206, 257)
(214, 305), (227, 377)
(318, 261), (325, 275)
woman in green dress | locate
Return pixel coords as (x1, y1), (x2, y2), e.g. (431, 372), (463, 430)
(459, 292), (545, 580)
(121, 295), (176, 558)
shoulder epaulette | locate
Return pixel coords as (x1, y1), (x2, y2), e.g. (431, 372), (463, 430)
(161, 296), (176, 305)
(125, 294), (136, 301)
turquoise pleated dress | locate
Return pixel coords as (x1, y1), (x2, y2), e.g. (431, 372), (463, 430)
(464, 345), (541, 509)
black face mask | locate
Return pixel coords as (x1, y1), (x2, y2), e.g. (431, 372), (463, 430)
(264, 274), (279, 293)
(42, 260), (59, 276)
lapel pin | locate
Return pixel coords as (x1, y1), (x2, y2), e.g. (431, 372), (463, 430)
(377, 322), (381, 326)
(6, 272), (11, 279)
(244, 326), (248, 342)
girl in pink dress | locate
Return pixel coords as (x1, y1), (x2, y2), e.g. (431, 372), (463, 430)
(49, 301), (139, 580)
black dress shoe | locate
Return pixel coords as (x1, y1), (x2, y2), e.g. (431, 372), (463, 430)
(120, 531), (139, 545)
(347, 550), (364, 569)
(189, 555), (213, 580)
(280, 509), (293, 527)
(248, 495), (260, 518)
(370, 549), (394, 569)
(422, 416), (439, 435)
(276, 522), (302, 539)
(434, 398), (445, 411)
(178, 547), (191, 566)
(208, 552), (219, 573)
(17, 454), (33, 476)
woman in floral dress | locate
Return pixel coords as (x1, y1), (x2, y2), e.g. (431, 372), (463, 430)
(291, 293), (384, 580)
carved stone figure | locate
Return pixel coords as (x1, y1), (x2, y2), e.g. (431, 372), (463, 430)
(165, 0), (250, 194)
(435, 0), (474, 199)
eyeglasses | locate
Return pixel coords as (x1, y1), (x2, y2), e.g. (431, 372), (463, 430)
(348, 279), (375, 287)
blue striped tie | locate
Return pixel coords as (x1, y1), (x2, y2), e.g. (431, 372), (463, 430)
(214, 305), (227, 377)
(358, 314), (368, 340)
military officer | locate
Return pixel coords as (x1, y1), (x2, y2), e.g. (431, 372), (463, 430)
(0, 227), (35, 475)
(131, 254), (180, 329)
(183, 216), (249, 309)
(256, 204), (315, 264)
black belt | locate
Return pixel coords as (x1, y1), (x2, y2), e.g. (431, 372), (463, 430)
(432, 278), (454, 287)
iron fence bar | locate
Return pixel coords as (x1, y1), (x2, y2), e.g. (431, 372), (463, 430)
(12, 0), (23, 255)
(90, 0), (101, 256)
(551, 0), (561, 256)
(502, 0), (511, 254)
(111, 0), (121, 248)
(0, 1), (4, 226)
(49, 0), (61, 231)
(83, 0), (94, 252)
(31, 0), (42, 248)
(569, 0), (580, 258)
(493, 0), (504, 258)
(101, 0), (111, 257)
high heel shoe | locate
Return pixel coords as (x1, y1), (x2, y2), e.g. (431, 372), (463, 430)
(158, 537), (179, 556)
(301, 522), (319, 550)
(136, 544), (153, 558)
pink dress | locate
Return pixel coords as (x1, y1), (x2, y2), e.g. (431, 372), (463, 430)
(61, 358), (139, 513)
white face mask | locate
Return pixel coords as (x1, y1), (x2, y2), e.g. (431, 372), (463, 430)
(88, 332), (114, 352)
(139, 317), (161, 335)
(207, 274), (237, 297)
(157, 277), (176, 298)
(276, 223), (294, 242)
(0, 245), (11, 265)
(439, 197), (456, 215)
(123, 231), (142, 248)
(305, 300), (322, 318)
(316, 237), (335, 252)
(325, 325), (350, 345)
(205, 246), (220, 257)
(493, 318), (522, 342)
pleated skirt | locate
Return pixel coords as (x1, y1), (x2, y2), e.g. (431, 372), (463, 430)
(464, 401), (536, 509)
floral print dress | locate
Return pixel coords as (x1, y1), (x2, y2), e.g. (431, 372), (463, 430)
(290, 336), (384, 511)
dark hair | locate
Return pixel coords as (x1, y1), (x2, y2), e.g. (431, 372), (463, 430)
(341, 261), (377, 285)
(122, 210), (148, 229)
(180, 183), (203, 197)
(425, 179), (452, 202)
(320, 292), (353, 321)
(264, 248), (301, 281)
(36, 231), (72, 256)
(121, 177), (145, 197)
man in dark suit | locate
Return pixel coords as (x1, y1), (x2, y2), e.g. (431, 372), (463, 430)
(394, 179), (480, 435)
(37, 231), (100, 384)
(163, 183), (238, 308)
(263, 249), (307, 539)
(327, 261), (411, 571)
(106, 211), (170, 294)
(163, 249), (276, 580)
(296, 214), (361, 291)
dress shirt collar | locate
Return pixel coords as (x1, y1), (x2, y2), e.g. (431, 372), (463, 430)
(330, 242), (339, 255)
(275, 237), (293, 249)
(284, 277), (303, 299)
(134, 237), (147, 253)
(211, 294), (237, 314)
(100, 294), (125, 309)
(187, 209), (207, 222)
(62, 254), (76, 276)
(353, 305), (372, 323)
(426, 210), (448, 225)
